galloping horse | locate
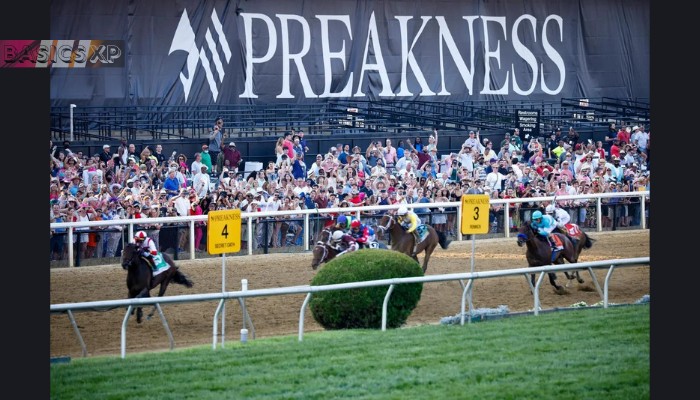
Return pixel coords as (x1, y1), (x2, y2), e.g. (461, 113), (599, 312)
(377, 214), (450, 273)
(121, 243), (194, 323)
(558, 223), (596, 287)
(311, 228), (338, 270)
(311, 227), (387, 270)
(516, 221), (578, 292)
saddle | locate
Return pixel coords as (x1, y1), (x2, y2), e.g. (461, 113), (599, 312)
(141, 252), (169, 275)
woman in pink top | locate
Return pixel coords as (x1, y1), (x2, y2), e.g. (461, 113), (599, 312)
(554, 181), (570, 207)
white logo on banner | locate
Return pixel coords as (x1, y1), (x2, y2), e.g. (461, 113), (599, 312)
(168, 9), (231, 102)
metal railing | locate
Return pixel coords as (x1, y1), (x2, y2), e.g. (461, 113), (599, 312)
(50, 191), (649, 267)
(50, 98), (649, 140)
(50, 257), (649, 358)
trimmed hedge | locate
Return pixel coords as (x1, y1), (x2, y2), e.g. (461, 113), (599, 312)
(309, 249), (423, 330)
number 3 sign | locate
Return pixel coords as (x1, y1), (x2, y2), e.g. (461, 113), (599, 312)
(460, 195), (490, 235)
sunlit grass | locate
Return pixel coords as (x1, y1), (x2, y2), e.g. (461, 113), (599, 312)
(51, 305), (649, 400)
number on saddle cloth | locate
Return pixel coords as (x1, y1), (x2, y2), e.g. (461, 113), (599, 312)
(565, 223), (582, 238)
(414, 225), (429, 244)
(143, 252), (168, 272)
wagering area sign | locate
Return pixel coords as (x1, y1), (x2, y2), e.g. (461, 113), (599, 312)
(207, 209), (241, 254)
(460, 195), (490, 235)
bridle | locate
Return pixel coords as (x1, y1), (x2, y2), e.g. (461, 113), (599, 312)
(377, 214), (395, 232)
(516, 223), (536, 246)
(313, 229), (334, 266)
(121, 243), (138, 270)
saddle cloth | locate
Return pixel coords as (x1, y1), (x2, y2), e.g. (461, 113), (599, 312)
(564, 223), (582, 238)
(414, 225), (430, 244)
(143, 253), (169, 276)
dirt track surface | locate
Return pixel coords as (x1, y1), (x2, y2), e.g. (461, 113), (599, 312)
(50, 230), (650, 358)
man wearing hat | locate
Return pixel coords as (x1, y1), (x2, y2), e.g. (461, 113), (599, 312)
(99, 144), (112, 163)
(200, 144), (213, 174)
(222, 142), (242, 174)
(500, 132), (512, 148)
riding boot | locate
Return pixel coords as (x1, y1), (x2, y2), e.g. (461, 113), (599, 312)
(411, 232), (419, 257)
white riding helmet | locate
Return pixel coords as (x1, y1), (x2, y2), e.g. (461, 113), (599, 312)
(397, 206), (408, 216)
(332, 230), (344, 242)
(545, 204), (556, 214)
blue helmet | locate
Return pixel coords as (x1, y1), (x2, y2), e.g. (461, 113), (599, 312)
(532, 211), (543, 220)
(337, 215), (347, 225)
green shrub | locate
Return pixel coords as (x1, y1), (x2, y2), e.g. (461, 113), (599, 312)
(309, 249), (423, 330)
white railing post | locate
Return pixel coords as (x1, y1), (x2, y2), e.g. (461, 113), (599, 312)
(247, 216), (253, 255)
(303, 213), (309, 251)
(128, 223), (134, 244)
(596, 198), (602, 232)
(640, 195), (646, 229)
(189, 220), (195, 259)
(381, 285), (395, 331)
(504, 202), (510, 238)
(68, 226), (74, 267)
(457, 203), (463, 241)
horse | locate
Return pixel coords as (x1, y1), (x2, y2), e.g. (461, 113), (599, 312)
(311, 228), (338, 270)
(557, 223), (596, 287)
(516, 221), (578, 292)
(377, 214), (450, 273)
(121, 243), (194, 323)
(311, 227), (389, 270)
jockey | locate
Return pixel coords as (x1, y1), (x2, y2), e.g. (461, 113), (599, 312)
(396, 206), (420, 257)
(134, 231), (158, 267)
(331, 230), (359, 257)
(545, 203), (571, 236)
(333, 214), (354, 233)
(531, 210), (564, 251)
(349, 219), (376, 249)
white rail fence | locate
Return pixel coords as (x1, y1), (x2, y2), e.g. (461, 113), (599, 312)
(50, 257), (650, 359)
(50, 191), (649, 266)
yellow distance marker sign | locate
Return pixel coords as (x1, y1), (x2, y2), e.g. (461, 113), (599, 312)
(461, 194), (490, 234)
(207, 209), (242, 254)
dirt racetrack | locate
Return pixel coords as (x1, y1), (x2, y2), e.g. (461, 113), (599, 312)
(50, 230), (650, 358)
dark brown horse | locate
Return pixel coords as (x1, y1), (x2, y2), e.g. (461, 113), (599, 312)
(121, 243), (194, 323)
(311, 228), (338, 270)
(558, 224), (596, 287)
(516, 221), (578, 292)
(311, 227), (388, 269)
(377, 214), (450, 273)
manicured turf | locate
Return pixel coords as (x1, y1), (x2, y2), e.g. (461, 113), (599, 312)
(51, 305), (649, 400)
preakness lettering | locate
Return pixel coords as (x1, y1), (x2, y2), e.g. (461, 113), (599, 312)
(169, 11), (566, 102)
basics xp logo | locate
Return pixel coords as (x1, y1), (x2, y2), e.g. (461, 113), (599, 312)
(0, 40), (125, 68)
(168, 9), (232, 102)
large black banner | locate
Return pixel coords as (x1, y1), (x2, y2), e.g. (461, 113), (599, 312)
(49, 0), (650, 106)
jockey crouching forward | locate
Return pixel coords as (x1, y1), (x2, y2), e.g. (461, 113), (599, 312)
(134, 231), (159, 269)
(350, 219), (376, 249)
(331, 230), (359, 257)
(396, 206), (420, 257)
(333, 214), (355, 234)
(545, 204), (573, 242)
(531, 210), (564, 251)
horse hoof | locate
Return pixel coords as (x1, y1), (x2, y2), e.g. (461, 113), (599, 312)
(577, 279), (585, 284)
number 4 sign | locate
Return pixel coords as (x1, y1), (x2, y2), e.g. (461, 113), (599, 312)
(460, 195), (490, 235)
(207, 209), (242, 254)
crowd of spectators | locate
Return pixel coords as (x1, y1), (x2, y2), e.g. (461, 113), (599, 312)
(50, 119), (650, 262)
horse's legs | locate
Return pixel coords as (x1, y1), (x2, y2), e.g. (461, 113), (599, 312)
(548, 272), (562, 291)
(134, 287), (150, 324)
(421, 243), (437, 273)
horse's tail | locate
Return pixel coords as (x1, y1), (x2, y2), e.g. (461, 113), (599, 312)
(437, 230), (450, 249)
(583, 234), (595, 249)
(174, 271), (194, 288)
